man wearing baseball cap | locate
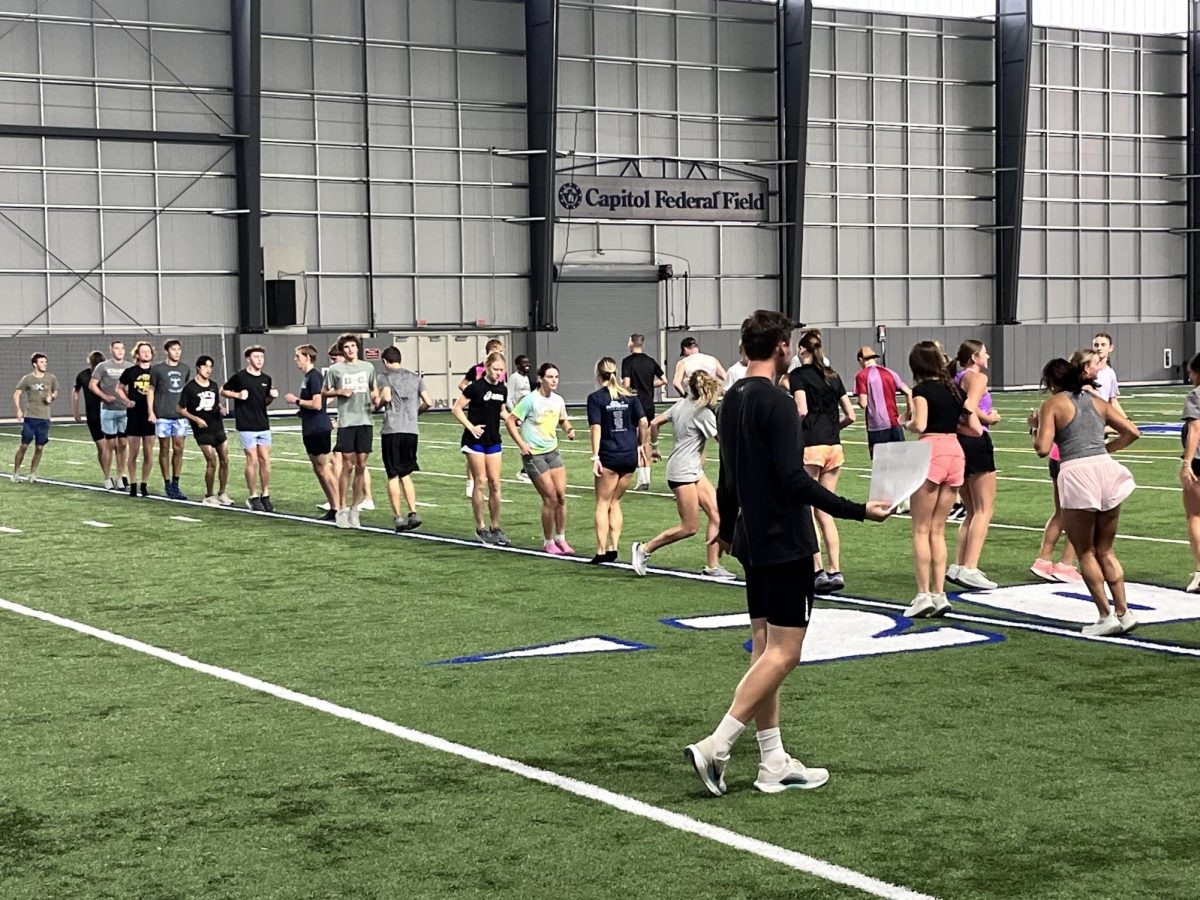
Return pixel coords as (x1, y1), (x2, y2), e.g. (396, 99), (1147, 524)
(853, 345), (912, 457)
(672, 336), (725, 397)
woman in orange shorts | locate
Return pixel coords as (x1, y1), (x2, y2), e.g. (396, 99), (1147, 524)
(903, 341), (983, 618)
(788, 330), (856, 592)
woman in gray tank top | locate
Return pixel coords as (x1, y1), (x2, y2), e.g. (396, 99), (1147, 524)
(1032, 357), (1140, 637)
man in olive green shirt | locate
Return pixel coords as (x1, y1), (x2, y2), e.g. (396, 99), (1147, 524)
(12, 353), (59, 482)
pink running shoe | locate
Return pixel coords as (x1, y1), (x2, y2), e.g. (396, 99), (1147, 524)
(1052, 562), (1084, 583)
(555, 538), (575, 555)
(1029, 558), (1056, 582)
(544, 542), (567, 555)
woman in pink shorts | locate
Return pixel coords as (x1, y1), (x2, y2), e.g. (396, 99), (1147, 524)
(902, 342), (983, 618)
(1032, 357), (1140, 636)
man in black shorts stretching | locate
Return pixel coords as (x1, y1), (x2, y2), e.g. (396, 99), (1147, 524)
(685, 310), (891, 796)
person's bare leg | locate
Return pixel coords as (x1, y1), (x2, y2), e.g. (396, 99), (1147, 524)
(467, 453), (487, 529)
(1093, 506), (1127, 616)
(909, 481), (939, 594)
(960, 471), (996, 569)
(816, 467), (843, 572)
(608, 473), (633, 550)
(1062, 509), (1109, 617)
(485, 453), (503, 529)
(929, 484), (959, 594)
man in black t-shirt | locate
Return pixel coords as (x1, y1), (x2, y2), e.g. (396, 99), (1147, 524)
(73, 350), (106, 477)
(682, 310), (891, 799)
(285, 343), (338, 520)
(116, 341), (155, 497)
(178, 355), (231, 506)
(621, 333), (666, 491)
(221, 345), (277, 512)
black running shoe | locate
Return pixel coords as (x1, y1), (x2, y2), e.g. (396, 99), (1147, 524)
(174, 482), (188, 501)
(320, 509), (337, 522)
(603, 550), (618, 563)
(129, 483), (138, 497)
(406, 511), (422, 531)
(248, 496), (265, 512)
(587, 554), (606, 564)
(260, 495), (275, 513)
(139, 483), (149, 497)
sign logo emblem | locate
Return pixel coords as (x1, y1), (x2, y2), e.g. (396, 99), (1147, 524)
(558, 181), (583, 211)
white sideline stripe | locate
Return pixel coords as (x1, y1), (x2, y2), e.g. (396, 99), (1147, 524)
(414, 501), (438, 508)
(82, 520), (112, 528)
(171, 516), (202, 523)
(0, 597), (936, 900)
(0, 526), (21, 534)
(5, 433), (1189, 548)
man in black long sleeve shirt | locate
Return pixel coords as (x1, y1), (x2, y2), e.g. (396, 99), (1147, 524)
(685, 309), (891, 797)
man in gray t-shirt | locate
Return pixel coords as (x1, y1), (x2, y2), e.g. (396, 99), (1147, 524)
(148, 339), (191, 499)
(321, 335), (379, 526)
(88, 339), (132, 489)
(378, 346), (433, 532)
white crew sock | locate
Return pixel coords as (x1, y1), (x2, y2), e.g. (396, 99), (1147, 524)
(756, 727), (787, 769)
(709, 713), (746, 757)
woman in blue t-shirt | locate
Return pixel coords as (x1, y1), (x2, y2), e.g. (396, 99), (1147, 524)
(586, 357), (649, 565)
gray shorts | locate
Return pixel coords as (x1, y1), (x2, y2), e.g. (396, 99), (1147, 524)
(522, 449), (563, 480)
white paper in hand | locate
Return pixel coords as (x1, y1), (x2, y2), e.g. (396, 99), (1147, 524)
(868, 440), (931, 511)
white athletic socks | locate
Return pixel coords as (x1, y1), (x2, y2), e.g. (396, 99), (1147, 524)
(637, 466), (651, 487)
(710, 713), (747, 757)
(756, 727), (787, 769)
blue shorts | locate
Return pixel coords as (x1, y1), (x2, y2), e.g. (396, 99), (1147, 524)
(21, 418), (50, 446)
(155, 418), (190, 439)
(99, 408), (127, 437)
(461, 442), (502, 455)
(238, 430), (272, 450)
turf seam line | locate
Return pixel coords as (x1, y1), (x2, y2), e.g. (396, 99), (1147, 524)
(0, 596), (937, 900)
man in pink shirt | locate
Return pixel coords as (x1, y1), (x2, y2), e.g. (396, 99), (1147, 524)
(853, 346), (912, 458)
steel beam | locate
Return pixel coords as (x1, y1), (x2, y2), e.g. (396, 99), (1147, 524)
(1189, 0), (1200, 320)
(0, 124), (236, 143)
(994, 0), (1032, 325)
(231, 0), (264, 333)
(524, 0), (559, 332)
(779, 0), (813, 322)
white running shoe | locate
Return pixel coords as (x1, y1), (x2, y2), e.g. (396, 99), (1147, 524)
(1117, 611), (1139, 634)
(103, 477), (115, 490)
(465, 478), (474, 498)
(945, 564), (963, 584)
(10, 471), (24, 483)
(201, 495), (220, 507)
(316, 501), (331, 511)
(930, 593), (952, 616)
(1187, 572), (1200, 594)
(348, 508), (361, 528)
(904, 593), (936, 618)
(218, 493), (234, 507)
(954, 567), (998, 590)
(702, 565), (737, 579)
(515, 470), (532, 483)
(357, 497), (375, 511)
(631, 541), (649, 577)
(683, 738), (728, 797)
(335, 508), (352, 529)
(753, 756), (830, 793)
(1082, 614), (1121, 637)
(26, 473), (37, 483)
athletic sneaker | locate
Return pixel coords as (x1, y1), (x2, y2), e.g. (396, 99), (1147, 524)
(26, 473), (37, 484)
(129, 483), (138, 497)
(201, 495), (220, 507)
(405, 511), (421, 531)
(954, 567), (998, 590)
(825, 571), (845, 592)
(554, 538), (574, 554)
(357, 497), (375, 511)
(335, 508), (351, 529)
(139, 483), (148, 497)
(930, 593), (952, 616)
(753, 756), (830, 793)
(515, 470), (532, 483)
(218, 492), (234, 507)
(945, 564), (963, 584)
(1052, 563), (1083, 584)
(348, 508), (361, 528)
(1117, 610), (1139, 634)
(702, 565), (737, 579)
(120, 476), (130, 490)
(476, 527), (497, 545)
(1187, 572), (1200, 594)
(904, 593), (936, 618)
(587, 553), (607, 565)
(631, 541), (650, 577)
(316, 501), (331, 511)
(635, 482), (651, 492)
(174, 482), (188, 501)
(946, 502), (966, 522)
(544, 541), (567, 556)
(248, 496), (265, 512)
(10, 472), (24, 483)
(894, 499), (910, 515)
(260, 495), (275, 513)
(103, 477), (115, 490)
(164, 481), (176, 499)
(491, 528), (510, 547)
(394, 515), (410, 533)
(683, 738), (728, 797)
(813, 569), (832, 592)
(320, 509), (337, 522)
(1082, 614), (1121, 637)
(1029, 558), (1057, 582)
(466, 478), (474, 498)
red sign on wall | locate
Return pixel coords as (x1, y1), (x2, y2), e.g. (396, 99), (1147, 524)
(364, 348), (381, 361)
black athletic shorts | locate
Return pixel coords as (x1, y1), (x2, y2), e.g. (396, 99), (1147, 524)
(958, 431), (996, 477)
(303, 431), (332, 457)
(86, 415), (104, 442)
(194, 426), (227, 448)
(745, 557), (816, 628)
(1048, 457), (1060, 481)
(335, 424), (373, 455)
(667, 478), (696, 491)
(599, 454), (637, 477)
(126, 417), (155, 438)
(382, 432), (419, 479)
(1191, 459), (1200, 479)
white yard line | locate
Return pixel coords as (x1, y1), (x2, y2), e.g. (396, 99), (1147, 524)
(82, 520), (112, 528)
(170, 516), (203, 523)
(0, 596), (936, 900)
(0, 526), (21, 534)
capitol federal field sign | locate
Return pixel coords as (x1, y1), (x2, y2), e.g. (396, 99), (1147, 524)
(555, 174), (769, 222)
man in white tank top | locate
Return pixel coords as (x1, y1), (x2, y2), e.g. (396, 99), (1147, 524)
(672, 336), (726, 397)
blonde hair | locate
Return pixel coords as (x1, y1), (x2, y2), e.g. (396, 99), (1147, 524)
(596, 357), (633, 400)
(689, 370), (721, 409)
(484, 351), (506, 378)
(1069, 348), (1098, 368)
(132, 340), (154, 360)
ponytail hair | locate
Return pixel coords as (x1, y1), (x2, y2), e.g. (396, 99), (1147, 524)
(799, 329), (835, 383)
(955, 339), (985, 372)
(909, 340), (964, 404)
(688, 370), (722, 409)
(596, 357), (633, 400)
(1041, 358), (1097, 394)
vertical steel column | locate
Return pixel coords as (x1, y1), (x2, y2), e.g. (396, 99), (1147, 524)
(779, 0), (813, 322)
(1188, 0), (1200, 321)
(525, 0), (559, 332)
(231, 0), (264, 332)
(360, 0), (376, 332)
(994, 0), (1032, 325)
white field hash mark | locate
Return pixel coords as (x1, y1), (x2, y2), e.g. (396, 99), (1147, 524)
(0, 596), (936, 900)
(82, 520), (112, 528)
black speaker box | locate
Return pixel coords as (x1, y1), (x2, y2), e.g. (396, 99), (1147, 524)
(266, 279), (297, 328)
